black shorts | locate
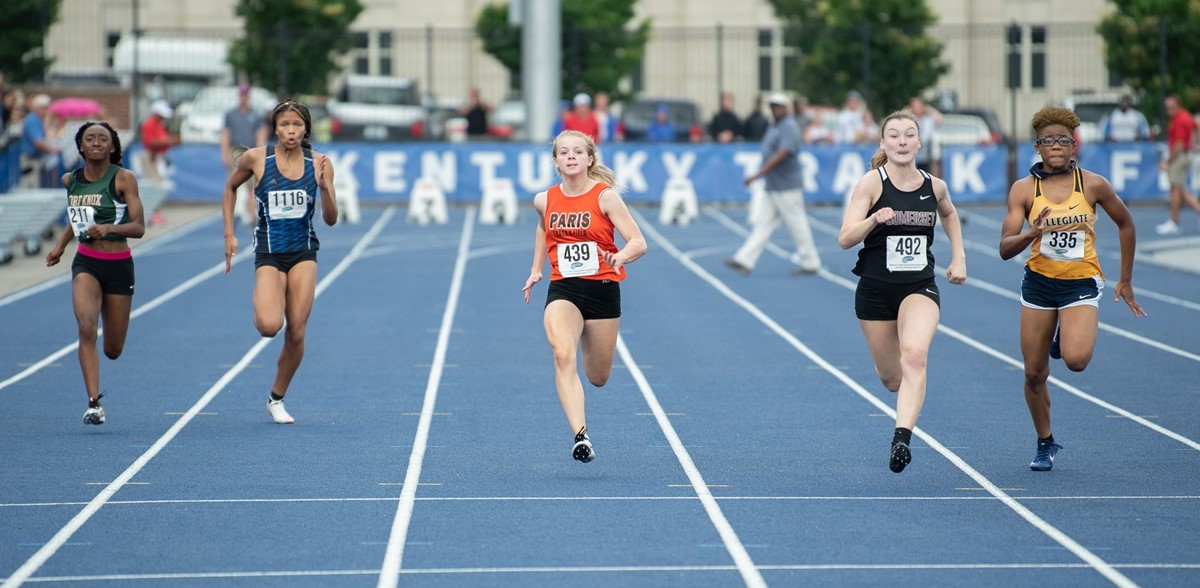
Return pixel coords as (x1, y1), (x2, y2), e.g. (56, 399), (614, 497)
(1020, 266), (1103, 310)
(855, 277), (940, 321)
(72, 252), (135, 296)
(546, 277), (622, 320)
(255, 249), (317, 272)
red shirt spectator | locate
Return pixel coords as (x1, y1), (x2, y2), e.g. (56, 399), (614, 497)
(562, 92), (600, 143)
(1167, 107), (1197, 153)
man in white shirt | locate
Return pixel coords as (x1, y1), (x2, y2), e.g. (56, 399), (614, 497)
(1101, 95), (1151, 142)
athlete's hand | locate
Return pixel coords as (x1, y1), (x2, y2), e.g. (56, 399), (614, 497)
(946, 258), (967, 285)
(315, 154), (329, 188)
(1113, 279), (1147, 318)
(602, 249), (626, 273)
(86, 224), (109, 240)
(521, 271), (542, 304)
(45, 246), (63, 267)
(871, 207), (896, 225)
(1031, 206), (1052, 233)
(224, 234), (238, 274)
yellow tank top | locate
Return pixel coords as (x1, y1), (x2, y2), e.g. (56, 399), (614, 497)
(1026, 167), (1101, 280)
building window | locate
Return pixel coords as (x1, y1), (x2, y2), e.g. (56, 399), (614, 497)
(757, 29), (772, 92)
(1030, 26), (1046, 89)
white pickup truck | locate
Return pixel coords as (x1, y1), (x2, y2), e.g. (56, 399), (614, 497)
(328, 75), (426, 141)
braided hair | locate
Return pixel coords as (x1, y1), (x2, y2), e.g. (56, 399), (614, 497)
(74, 121), (123, 165)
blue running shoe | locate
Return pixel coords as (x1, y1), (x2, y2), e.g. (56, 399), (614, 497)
(572, 426), (594, 463)
(1049, 326), (1062, 360)
(1029, 439), (1062, 471)
(889, 442), (911, 473)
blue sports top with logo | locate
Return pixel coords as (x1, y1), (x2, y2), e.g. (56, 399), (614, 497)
(253, 148), (320, 254)
(852, 167), (938, 284)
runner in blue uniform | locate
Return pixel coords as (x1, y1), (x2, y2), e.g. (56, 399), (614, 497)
(223, 99), (338, 424)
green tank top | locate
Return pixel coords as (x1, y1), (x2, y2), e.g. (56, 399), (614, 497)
(66, 165), (128, 242)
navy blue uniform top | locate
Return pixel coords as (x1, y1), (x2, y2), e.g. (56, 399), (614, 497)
(253, 148), (319, 254)
(852, 167), (938, 284)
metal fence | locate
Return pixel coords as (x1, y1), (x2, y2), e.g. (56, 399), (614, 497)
(36, 20), (1184, 140)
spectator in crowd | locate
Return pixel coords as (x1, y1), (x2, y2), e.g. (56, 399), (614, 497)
(0, 70), (9, 134)
(1156, 94), (1200, 235)
(139, 99), (178, 183)
(742, 95), (769, 141)
(709, 91), (741, 143)
(724, 93), (821, 276)
(221, 84), (269, 225)
(19, 94), (59, 188)
(594, 91), (622, 142)
(550, 99), (570, 137)
(804, 108), (834, 144)
(563, 92), (600, 143)
(460, 86), (491, 139)
(1101, 95), (1151, 143)
(645, 103), (676, 142)
(836, 90), (875, 144)
(908, 96), (943, 175)
(792, 95), (812, 134)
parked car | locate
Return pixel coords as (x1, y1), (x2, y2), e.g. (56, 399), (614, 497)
(620, 99), (703, 143)
(1064, 91), (1124, 145)
(177, 85), (279, 144)
(328, 75), (426, 141)
(937, 108), (1008, 147)
(489, 99), (528, 141)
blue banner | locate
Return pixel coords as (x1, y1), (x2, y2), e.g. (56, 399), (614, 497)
(130, 141), (1179, 204)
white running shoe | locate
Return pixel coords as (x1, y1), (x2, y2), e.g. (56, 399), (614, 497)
(83, 405), (105, 425)
(1155, 219), (1180, 235)
(572, 426), (594, 463)
(266, 398), (294, 424)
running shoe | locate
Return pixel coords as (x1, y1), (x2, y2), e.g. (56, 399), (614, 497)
(266, 397), (294, 424)
(722, 259), (751, 276)
(83, 393), (105, 425)
(1049, 326), (1062, 360)
(1155, 219), (1180, 235)
(1029, 439), (1062, 471)
(889, 442), (911, 473)
(572, 426), (595, 463)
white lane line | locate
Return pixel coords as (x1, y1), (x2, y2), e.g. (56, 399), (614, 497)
(9, 562), (1200, 583)
(706, 207), (1200, 452)
(0, 210), (222, 308)
(4, 494), (1198, 508)
(638, 209), (1138, 588)
(377, 208), (475, 588)
(617, 335), (767, 588)
(0, 207), (398, 588)
(0, 251), (250, 393)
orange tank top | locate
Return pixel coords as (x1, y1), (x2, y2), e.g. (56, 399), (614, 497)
(544, 182), (625, 282)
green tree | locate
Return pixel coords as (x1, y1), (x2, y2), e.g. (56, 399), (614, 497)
(1097, 0), (1200, 123)
(765, 0), (947, 117)
(229, 0), (363, 97)
(474, 0), (650, 100)
(0, 0), (62, 83)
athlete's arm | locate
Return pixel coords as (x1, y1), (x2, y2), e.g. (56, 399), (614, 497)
(999, 177), (1044, 260)
(93, 169), (145, 240)
(1088, 172), (1146, 317)
(223, 147), (261, 273)
(522, 191), (548, 303)
(314, 152), (338, 226)
(933, 177), (966, 285)
(599, 188), (647, 272)
(838, 170), (887, 249)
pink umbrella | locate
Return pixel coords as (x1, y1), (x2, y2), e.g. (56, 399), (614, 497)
(48, 97), (104, 119)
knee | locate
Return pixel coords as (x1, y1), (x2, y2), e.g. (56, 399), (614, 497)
(878, 374), (901, 393)
(77, 320), (99, 343)
(899, 345), (929, 375)
(1023, 368), (1049, 390)
(103, 343), (123, 360)
(550, 346), (576, 371)
(586, 372), (611, 388)
(254, 316), (283, 338)
(284, 323), (306, 348)
(1063, 352), (1092, 373)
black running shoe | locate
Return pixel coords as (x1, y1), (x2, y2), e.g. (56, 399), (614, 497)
(572, 426), (594, 463)
(889, 442), (911, 473)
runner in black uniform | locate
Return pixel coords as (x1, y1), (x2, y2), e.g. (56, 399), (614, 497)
(839, 111), (967, 473)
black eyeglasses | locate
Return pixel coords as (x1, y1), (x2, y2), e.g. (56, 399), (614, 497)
(1035, 135), (1075, 147)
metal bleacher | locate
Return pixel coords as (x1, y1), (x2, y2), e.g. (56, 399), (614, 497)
(0, 189), (62, 264)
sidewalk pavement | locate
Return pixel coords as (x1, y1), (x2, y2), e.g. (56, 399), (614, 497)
(0, 202), (220, 297)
